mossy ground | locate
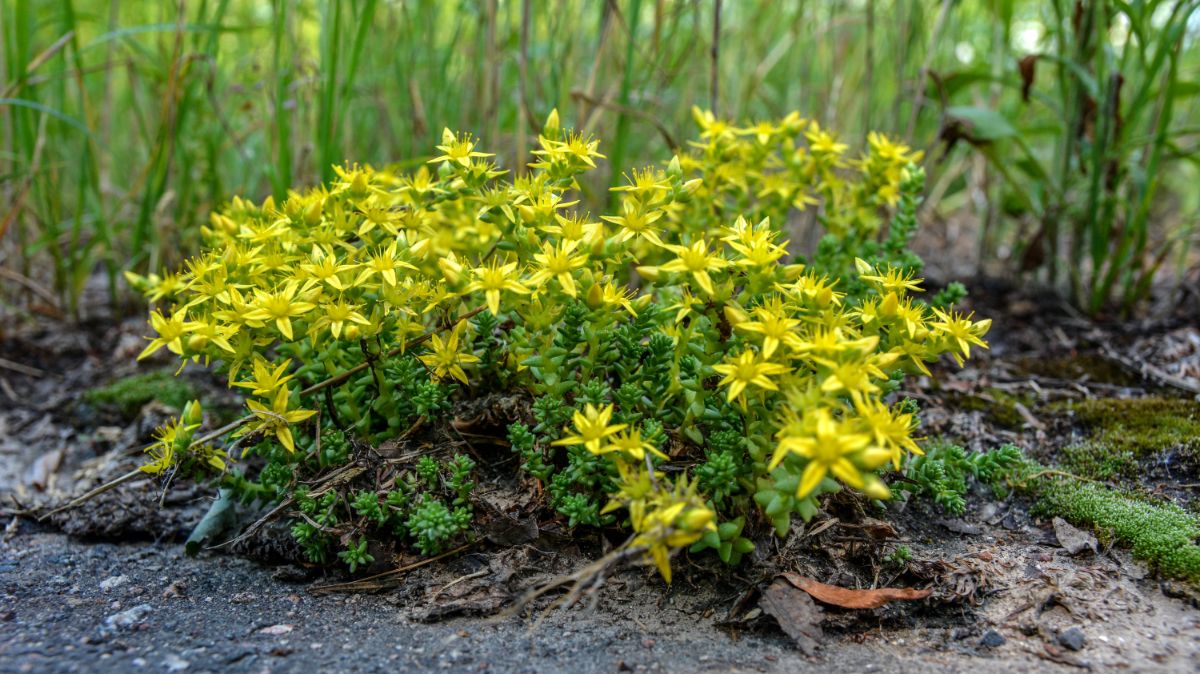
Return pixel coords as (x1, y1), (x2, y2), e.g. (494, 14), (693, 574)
(1057, 397), (1200, 455)
(84, 371), (198, 417)
(1028, 395), (1200, 585)
(1034, 479), (1200, 584)
(949, 388), (1034, 428)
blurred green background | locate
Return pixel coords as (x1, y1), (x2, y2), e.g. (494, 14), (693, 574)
(2, 0), (1198, 317)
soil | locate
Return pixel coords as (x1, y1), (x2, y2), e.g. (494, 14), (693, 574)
(3, 282), (1200, 673)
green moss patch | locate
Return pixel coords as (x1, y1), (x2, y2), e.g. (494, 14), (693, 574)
(1015, 354), (1141, 387)
(1058, 397), (1200, 455)
(951, 388), (1034, 428)
(1035, 479), (1200, 584)
(84, 371), (198, 417)
(1059, 442), (1139, 481)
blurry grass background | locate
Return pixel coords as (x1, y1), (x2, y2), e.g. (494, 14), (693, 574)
(2, 0), (1198, 318)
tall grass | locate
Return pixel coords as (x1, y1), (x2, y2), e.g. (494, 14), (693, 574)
(1, 0), (1197, 317)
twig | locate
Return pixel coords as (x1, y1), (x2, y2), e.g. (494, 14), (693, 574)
(0, 357), (46, 378)
(38, 468), (144, 520)
(501, 539), (643, 623)
(308, 542), (475, 594)
(1099, 343), (1200, 395)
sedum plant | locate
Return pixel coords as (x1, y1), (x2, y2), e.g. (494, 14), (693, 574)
(127, 108), (989, 580)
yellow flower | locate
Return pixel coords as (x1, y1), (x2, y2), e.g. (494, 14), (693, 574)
(806, 121), (848, 156)
(419, 324), (480, 384)
(314, 298), (370, 339)
(299, 246), (356, 291)
(691, 106), (736, 142)
(656, 239), (729, 297)
(854, 397), (922, 470)
(811, 356), (883, 398)
(463, 259), (530, 315)
(527, 239), (588, 297)
(610, 167), (672, 201)
(355, 241), (418, 288)
(138, 308), (193, 360)
(770, 409), (887, 498)
(585, 280), (639, 317)
(243, 280), (317, 341)
(712, 349), (791, 403)
(429, 128), (493, 166)
(597, 428), (669, 462)
(601, 198), (664, 247)
(627, 475), (715, 583)
(234, 357), (295, 398)
(241, 387), (317, 453)
(733, 298), (804, 358)
(929, 309), (991, 365)
(855, 259), (924, 294)
(551, 403), (627, 454)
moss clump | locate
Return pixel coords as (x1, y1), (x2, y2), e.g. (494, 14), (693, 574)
(85, 371), (198, 416)
(952, 388), (1034, 428)
(1058, 397), (1200, 455)
(1059, 442), (1139, 481)
(1015, 354), (1140, 387)
(1035, 479), (1200, 584)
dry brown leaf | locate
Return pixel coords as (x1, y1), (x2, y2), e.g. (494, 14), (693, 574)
(758, 577), (823, 655)
(781, 572), (931, 609)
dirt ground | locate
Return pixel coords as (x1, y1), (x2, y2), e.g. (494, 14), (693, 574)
(3, 281), (1200, 673)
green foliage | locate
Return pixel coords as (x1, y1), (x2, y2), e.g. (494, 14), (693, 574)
(901, 441), (1029, 516)
(689, 515), (755, 566)
(84, 371), (198, 416)
(125, 111), (991, 582)
(883, 544), (912, 566)
(1035, 480), (1200, 584)
(337, 537), (374, 574)
(406, 498), (470, 556)
(947, 1), (1200, 313)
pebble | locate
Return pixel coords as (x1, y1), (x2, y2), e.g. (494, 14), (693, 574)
(99, 575), (128, 592)
(162, 581), (187, 599)
(104, 603), (152, 632)
(1058, 626), (1087, 651)
(979, 629), (1006, 648)
(163, 653), (190, 671)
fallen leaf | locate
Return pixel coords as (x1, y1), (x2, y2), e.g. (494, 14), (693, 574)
(781, 573), (931, 610)
(758, 577), (823, 655)
(1052, 517), (1098, 556)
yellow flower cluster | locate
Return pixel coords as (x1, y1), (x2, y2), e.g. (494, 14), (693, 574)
(130, 109), (986, 581)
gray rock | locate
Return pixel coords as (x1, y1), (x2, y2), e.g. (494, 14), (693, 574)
(979, 629), (1006, 648)
(99, 575), (128, 591)
(1057, 626), (1086, 651)
(104, 603), (152, 631)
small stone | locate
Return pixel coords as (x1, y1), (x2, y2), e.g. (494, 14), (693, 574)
(979, 629), (1006, 648)
(104, 604), (152, 631)
(0, 610), (15, 621)
(100, 575), (129, 592)
(162, 654), (190, 671)
(230, 592), (256, 604)
(1058, 626), (1086, 651)
(258, 624), (294, 636)
(162, 581), (187, 599)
